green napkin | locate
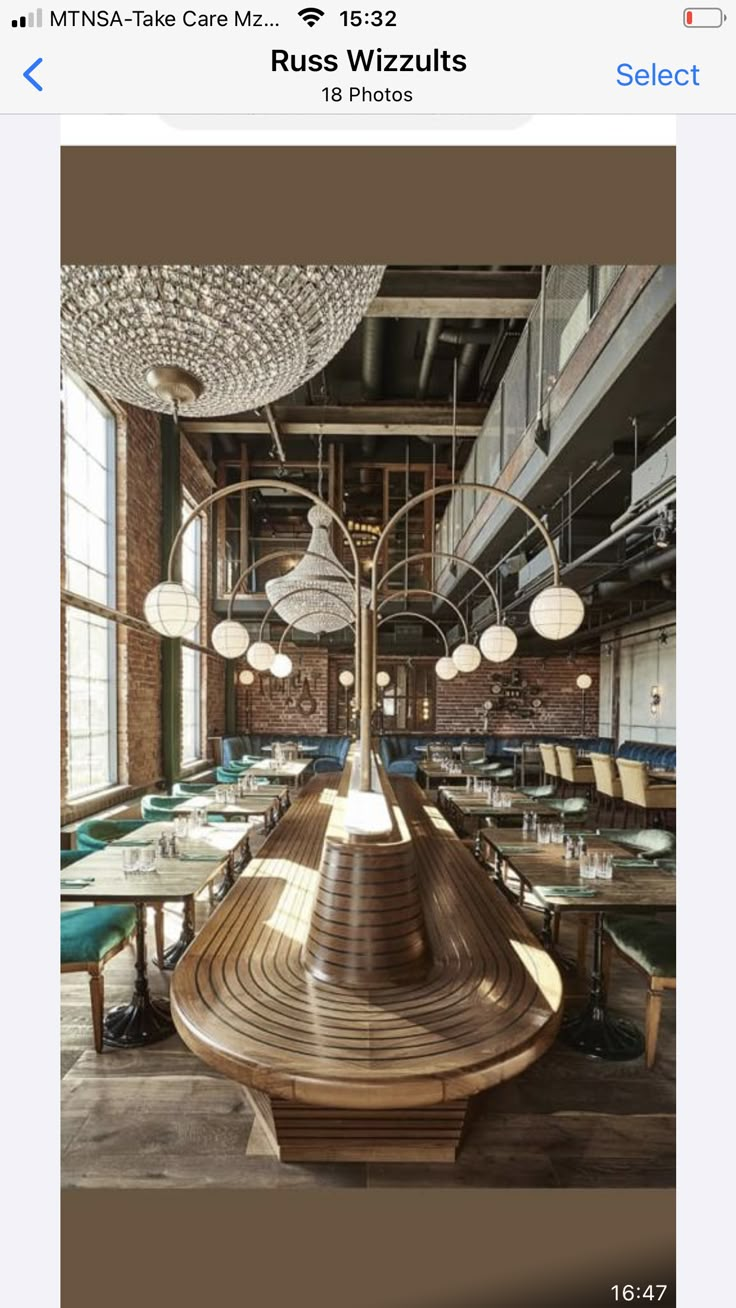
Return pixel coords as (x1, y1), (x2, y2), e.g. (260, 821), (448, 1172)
(612, 858), (651, 868)
(61, 877), (95, 887)
(541, 886), (598, 897)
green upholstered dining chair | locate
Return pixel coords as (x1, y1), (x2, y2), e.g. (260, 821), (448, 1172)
(216, 767), (269, 786)
(142, 793), (227, 824)
(595, 829), (676, 860)
(74, 817), (164, 969)
(76, 819), (146, 853)
(61, 849), (90, 870)
(546, 795), (590, 825)
(602, 913), (676, 1069)
(171, 782), (214, 797)
(61, 905), (137, 1053)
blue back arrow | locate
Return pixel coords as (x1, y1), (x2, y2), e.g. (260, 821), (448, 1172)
(23, 58), (43, 92)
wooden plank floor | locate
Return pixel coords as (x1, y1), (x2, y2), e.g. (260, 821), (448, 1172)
(61, 814), (675, 1189)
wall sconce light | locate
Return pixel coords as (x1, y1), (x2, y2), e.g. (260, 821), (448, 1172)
(650, 685), (662, 715)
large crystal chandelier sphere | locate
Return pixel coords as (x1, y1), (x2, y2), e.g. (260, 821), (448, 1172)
(60, 265), (385, 417)
(144, 582), (200, 637)
(211, 620), (250, 659)
(480, 624), (518, 663)
(529, 585), (585, 640)
(452, 643), (482, 674)
(265, 505), (368, 633)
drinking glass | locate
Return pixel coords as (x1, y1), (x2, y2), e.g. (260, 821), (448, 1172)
(538, 824), (550, 845)
(596, 853), (614, 880)
(138, 846), (158, 874)
(122, 847), (141, 874)
(580, 852), (597, 880)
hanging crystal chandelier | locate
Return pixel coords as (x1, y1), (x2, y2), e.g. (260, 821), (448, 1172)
(265, 505), (369, 633)
(60, 264), (385, 417)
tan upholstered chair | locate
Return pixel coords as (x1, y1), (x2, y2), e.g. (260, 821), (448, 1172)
(590, 751), (623, 824)
(538, 743), (560, 784)
(617, 759), (676, 827)
(556, 745), (595, 795)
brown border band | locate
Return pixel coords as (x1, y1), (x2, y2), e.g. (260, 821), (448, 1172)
(61, 146), (675, 264)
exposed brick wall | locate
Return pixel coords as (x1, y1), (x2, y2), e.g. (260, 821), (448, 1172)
(435, 656), (601, 735)
(237, 650), (330, 735)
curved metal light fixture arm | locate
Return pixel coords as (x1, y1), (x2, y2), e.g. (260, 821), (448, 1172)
(376, 611), (449, 656)
(375, 550), (501, 625)
(369, 482), (561, 612)
(377, 588), (469, 642)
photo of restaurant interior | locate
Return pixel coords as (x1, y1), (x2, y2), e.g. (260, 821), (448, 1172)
(60, 262), (676, 1188)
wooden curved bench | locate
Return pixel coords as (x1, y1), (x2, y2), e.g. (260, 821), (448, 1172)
(171, 771), (563, 1162)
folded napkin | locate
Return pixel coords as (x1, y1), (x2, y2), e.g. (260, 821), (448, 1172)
(112, 839), (154, 847)
(612, 858), (651, 868)
(541, 885), (598, 897)
(61, 877), (95, 887)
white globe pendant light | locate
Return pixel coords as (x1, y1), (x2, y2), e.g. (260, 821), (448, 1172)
(576, 673), (593, 690)
(529, 585), (585, 640)
(211, 620), (250, 659)
(452, 643), (482, 674)
(247, 641), (276, 672)
(480, 624), (518, 664)
(239, 669), (255, 687)
(376, 671), (391, 688)
(339, 670), (355, 688)
(271, 653), (293, 679)
(435, 657), (459, 682)
(144, 582), (200, 637)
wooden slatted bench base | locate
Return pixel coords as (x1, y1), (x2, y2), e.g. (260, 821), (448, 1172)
(247, 1088), (469, 1163)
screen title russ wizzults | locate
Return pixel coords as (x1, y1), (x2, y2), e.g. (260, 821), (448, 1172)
(45, 11), (468, 71)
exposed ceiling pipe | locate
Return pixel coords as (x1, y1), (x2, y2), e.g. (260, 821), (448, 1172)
(417, 318), (443, 399)
(360, 318), (385, 457)
(593, 547), (676, 601)
(438, 325), (497, 348)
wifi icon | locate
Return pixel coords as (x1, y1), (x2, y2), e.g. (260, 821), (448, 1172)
(299, 7), (325, 26)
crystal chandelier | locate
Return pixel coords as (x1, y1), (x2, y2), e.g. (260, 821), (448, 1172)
(60, 264), (385, 417)
(265, 504), (369, 633)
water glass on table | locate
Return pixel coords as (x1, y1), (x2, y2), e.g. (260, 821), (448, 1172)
(122, 846), (141, 874)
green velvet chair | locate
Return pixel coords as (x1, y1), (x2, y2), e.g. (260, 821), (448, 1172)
(546, 796), (589, 824)
(61, 849), (90, 869)
(142, 793), (226, 824)
(171, 782), (214, 797)
(216, 767), (269, 787)
(74, 818), (164, 969)
(602, 913), (676, 1069)
(76, 818), (146, 853)
(61, 905), (137, 1052)
(595, 828), (676, 860)
(519, 784), (557, 800)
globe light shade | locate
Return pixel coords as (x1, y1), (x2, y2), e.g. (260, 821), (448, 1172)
(239, 669), (255, 687)
(376, 671), (391, 688)
(247, 641), (276, 672)
(270, 653), (293, 679)
(479, 624), (518, 664)
(211, 620), (250, 659)
(435, 657), (459, 682)
(576, 673), (593, 690)
(529, 585), (585, 640)
(339, 670), (355, 688)
(452, 643), (482, 674)
(144, 582), (200, 637)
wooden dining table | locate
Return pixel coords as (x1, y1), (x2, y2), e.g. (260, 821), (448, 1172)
(480, 827), (676, 1061)
(173, 785), (288, 830)
(60, 821), (252, 1047)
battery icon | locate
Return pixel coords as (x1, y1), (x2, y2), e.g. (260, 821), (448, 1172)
(684, 8), (725, 24)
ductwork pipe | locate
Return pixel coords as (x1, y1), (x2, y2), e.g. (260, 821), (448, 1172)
(594, 547), (677, 601)
(417, 318), (443, 399)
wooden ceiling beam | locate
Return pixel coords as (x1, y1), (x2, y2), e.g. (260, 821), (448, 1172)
(181, 404), (486, 441)
(368, 269), (541, 318)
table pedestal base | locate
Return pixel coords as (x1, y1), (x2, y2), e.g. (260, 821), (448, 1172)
(104, 995), (174, 1048)
(561, 1001), (644, 1061)
(245, 1088), (469, 1163)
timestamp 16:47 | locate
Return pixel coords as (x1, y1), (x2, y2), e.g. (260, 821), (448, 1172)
(611, 1288), (668, 1302)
